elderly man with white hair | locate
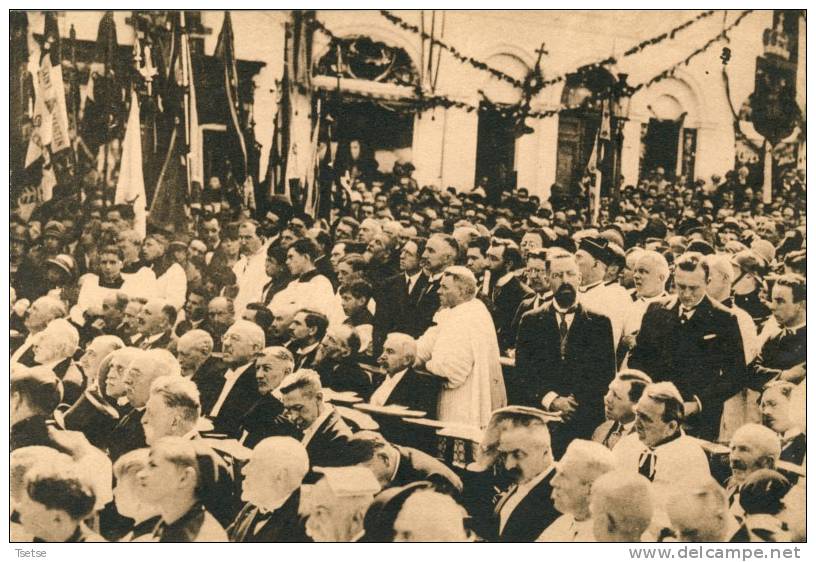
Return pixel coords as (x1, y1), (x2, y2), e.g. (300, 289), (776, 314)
(227, 436), (310, 542)
(415, 266), (506, 427)
(727, 423), (782, 518)
(239, 346), (297, 448)
(141, 375), (202, 445)
(208, 320), (265, 437)
(12, 296), (67, 366)
(370, 332), (439, 414)
(589, 470), (654, 542)
(176, 329), (225, 415)
(393, 489), (470, 542)
(537, 439), (617, 541)
(31, 319), (82, 404)
(620, 250), (670, 363)
(109, 349), (182, 460)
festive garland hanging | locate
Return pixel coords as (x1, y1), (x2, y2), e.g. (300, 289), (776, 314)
(380, 9), (719, 97)
(379, 10), (526, 88)
(309, 10), (755, 124)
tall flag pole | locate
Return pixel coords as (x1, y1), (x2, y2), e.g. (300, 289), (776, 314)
(215, 11), (255, 211)
(593, 98), (612, 225)
(180, 12), (204, 211)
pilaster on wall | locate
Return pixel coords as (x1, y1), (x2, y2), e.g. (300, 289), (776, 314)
(620, 119), (642, 188)
(440, 106), (479, 191)
(533, 116), (559, 202)
(412, 107), (446, 188)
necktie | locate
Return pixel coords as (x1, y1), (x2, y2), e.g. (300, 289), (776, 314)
(494, 484), (518, 515)
(638, 448), (656, 481)
(558, 311), (569, 358)
(606, 422), (625, 449)
(679, 306), (694, 324)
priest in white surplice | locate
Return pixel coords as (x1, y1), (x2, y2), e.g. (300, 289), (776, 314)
(415, 266), (506, 428)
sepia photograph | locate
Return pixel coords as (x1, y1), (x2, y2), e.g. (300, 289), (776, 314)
(6, 2), (807, 549)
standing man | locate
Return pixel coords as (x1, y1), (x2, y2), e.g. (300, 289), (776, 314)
(232, 220), (270, 317)
(629, 253), (747, 440)
(415, 266), (506, 427)
(485, 242), (533, 352)
(515, 252), (616, 455)
(416, 234), (458, 335)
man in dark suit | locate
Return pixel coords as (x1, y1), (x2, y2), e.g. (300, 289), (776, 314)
(11, 364), (63, 451)
(507, 248), (556, 353)
(279, 370), (354, 471)
(287, 309), (328, 371)
(228, 436), (310, 542)
(239, 346), (297, 448)
(591, 370), (652, 450)
(415, 234), (458, 334)
(260, 245), (292, 305)
(177, 329), (227, 415)
(629, 253), (747, 440)
(136, 299), (176, 350)
(208, 321), (264, 437)
(485, 242), (533, 352)
(515, 252), (616, 456)
(313, 325), (375, 399)
(110, 350), (179, 460)
(372, 237), (429, 355)
(464, 407), (560, 542)
(345, 431), (463, 496)
(748, 274), (806, 388)
(369, 332), (438, 415)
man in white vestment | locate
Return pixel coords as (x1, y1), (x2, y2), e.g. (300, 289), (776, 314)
(415, 266), (506, 428)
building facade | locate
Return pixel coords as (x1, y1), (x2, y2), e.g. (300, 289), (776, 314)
(26, 10), (804, 201)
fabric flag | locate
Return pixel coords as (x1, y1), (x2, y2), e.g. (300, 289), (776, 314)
(303, 97), (323, 216)
(149, 124), (189, 234)
(26, 48), (71, 166)
(265, 62), (292, 200)
(591, 99), (612, 224)
(116, 89), (147, 237)
(215, 11), (255, 210)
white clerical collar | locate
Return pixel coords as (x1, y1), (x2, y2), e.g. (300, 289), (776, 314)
(638, 291), (666, 302)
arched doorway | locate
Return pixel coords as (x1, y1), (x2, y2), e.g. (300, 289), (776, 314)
(555, 68), (616, 192)
(314, 35), (420, 180)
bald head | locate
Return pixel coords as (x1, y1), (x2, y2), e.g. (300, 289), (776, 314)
(123, 349), (181, 408)
(590, 471), (654, 542)
(666, 479), (732, 542)
(242, 436), (309, 510)
(394, 490), (469, 542)
(34, 318), (79, 364)
(634, 250), (669, 298)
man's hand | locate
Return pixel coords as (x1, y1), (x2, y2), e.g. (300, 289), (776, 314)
(780, 364), (806, 384)
(551, 396), (578, 421)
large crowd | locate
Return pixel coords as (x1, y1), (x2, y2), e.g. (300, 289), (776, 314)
(9, 163), (807, 542)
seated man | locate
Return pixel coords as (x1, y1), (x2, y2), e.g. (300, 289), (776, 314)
(467, 406), (560, 542)
(370, 332), (439, 415)
(176, 329), (224, 414)
(303, 466), (381, 542)
(393, 489), (470, 542)
(589, 471), (654, 542)
(227, 436), (310, 542)
(17, 459), (104, 542)
(345, 431), (463, 496)
(209, 321), (265, 437)
(760, 381), (805, 465)
(314, 324), (374, 399)
(340, 278), (375, 354)
(592, 370), (652, 450)
(31, 318), (82, 403)
(538, 439), (616, 541)
(727, 423), (783, 516)
(136, 298), (176, 350)
(239, 346), (297, 448)
(138, 436), (227, 542)
(666, 478), (748, 542)
(111, 350), (181, 460)
(287, 309), (329, 371)
(10, 446), (74, 541)
(11, 364), (63, 451)
(612, 382), (711, 503)
(279, 370), (354, 471)
(112, 449), (161, 541)
(141, 376), (201, 445)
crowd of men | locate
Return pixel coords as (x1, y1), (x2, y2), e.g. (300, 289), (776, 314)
(9, 165), (807, 542)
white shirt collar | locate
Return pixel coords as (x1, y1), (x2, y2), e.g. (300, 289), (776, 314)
(496, 271), (516, 287)
(297, 342), (320, 356)
(369, 368), (409, 407)
(301, 405), (332, 447)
